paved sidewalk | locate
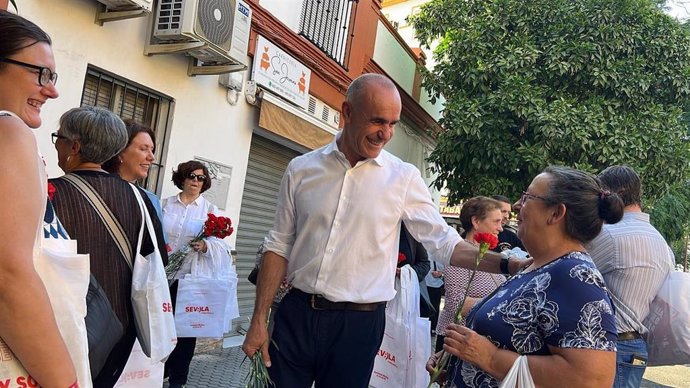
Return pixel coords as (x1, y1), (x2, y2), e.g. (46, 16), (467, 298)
(186, 345), (250, 388)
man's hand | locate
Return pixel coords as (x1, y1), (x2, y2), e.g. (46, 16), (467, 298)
(242, 319), (271, 367)
(431, 270), (443, 278)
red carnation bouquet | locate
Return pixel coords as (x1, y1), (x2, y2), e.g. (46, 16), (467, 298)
(428, 232), (498, 387)
(165, 213), (234, 277)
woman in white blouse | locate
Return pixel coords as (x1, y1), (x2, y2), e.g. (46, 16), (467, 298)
(161, 160), (231, 388)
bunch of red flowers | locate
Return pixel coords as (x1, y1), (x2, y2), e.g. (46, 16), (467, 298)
(203, 213), (234, 239)
(166, 213), (234, 277)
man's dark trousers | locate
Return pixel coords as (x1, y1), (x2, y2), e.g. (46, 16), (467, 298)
(268, 290), (386, 388)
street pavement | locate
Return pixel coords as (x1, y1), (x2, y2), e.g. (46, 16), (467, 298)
(170, 336), (690, 387)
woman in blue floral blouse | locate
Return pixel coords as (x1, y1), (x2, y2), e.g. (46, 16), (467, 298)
(432, 166), (624, 388)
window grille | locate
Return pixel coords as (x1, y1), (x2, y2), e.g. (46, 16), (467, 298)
(299, 0), (358, 68)
(80, 66), (174, 194)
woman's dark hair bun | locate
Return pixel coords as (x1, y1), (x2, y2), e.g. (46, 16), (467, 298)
(598, 192), (624, 224)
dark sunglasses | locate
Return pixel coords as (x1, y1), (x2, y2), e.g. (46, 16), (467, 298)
(0, 57), (58, 86)
(51, 132), (70, 144)
(187, 173), (207, 182)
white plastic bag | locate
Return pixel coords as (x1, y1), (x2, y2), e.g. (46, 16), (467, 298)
(130, 186), (177, 361)
(499, 356), (535, 388)
(413, 315), (431, 388)
(369, 270), (412, 388)
(189, 252), (240, 333)
(113, 340), (164, 388)
(174, 277), (231, 338)
(643, 271), (690, 366)
(0, 238), (92, 388)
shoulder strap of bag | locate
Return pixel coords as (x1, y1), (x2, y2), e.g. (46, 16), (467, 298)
(130, 184), (147, 256)
(60, 174), (133, 269)
(129, 183), (159, 259)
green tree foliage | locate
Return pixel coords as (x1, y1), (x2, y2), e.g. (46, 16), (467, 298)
(649, 183), (690, 263)
(411, 0), (690, 206)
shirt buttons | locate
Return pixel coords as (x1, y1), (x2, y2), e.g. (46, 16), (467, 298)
(327, 248), (334, 253)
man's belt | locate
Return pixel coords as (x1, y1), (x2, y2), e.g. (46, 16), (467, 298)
(617, 331), (642, 341)
(291, 288), (384, 312)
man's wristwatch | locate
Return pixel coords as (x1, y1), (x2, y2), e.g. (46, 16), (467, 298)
(499, 251), (511, 275)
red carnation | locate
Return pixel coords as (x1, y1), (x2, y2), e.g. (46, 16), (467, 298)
(47, 182), (56, 201)
(397, 252), (406, 264)
(474, 232), (498, 250)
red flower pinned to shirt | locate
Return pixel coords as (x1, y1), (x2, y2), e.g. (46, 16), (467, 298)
(473, 232), (498, 250)
(47, 182), (56, 201)
(397, 252), (407, 264)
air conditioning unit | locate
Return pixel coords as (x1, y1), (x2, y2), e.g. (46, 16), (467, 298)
(96, 0), (152, 12)
(153, 0), (252, 65)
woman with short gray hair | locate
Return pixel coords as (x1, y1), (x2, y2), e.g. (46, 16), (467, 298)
(50, 106), (168, 387)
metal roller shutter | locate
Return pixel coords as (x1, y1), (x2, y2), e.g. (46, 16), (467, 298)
(232, 134), (300, 332)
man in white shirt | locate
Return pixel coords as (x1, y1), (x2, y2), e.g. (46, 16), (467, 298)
(586, 165), (674, 388)
(242, 74), (524, 388)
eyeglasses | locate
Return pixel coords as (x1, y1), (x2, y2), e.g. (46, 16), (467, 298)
(187, 173), (207, 182)
(519, 191), (553, 206)
(51, 132), (70, 144)
(0, 57), (58, 86)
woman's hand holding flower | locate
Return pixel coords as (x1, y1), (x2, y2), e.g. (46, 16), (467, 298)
(190, 239), (207, 253)
(444, 323), (498, 371)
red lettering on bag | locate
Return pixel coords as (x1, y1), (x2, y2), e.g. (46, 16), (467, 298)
(0, 379), (10, 388)
(162, 302), (172, 313)
(16, 375), (38, 388)
(185, 306), (210, 313)
(377, 349), (396, 364)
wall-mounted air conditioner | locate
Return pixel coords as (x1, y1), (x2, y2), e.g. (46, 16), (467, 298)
(153, 0), (252, 65)
(96, 0), (153, 12)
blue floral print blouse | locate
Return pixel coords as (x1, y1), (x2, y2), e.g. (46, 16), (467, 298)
(448, 251), (617, 388)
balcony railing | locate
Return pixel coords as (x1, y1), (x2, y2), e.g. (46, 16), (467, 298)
(299, 0), (358, 69)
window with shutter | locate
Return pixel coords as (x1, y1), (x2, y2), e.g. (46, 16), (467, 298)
(80, 66), (174, 194)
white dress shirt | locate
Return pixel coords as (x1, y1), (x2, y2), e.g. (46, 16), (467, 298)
(162, 194), (218, 279)
(264, 134), (462, 303)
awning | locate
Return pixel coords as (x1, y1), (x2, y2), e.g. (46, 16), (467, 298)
(258, 91), (338, 150)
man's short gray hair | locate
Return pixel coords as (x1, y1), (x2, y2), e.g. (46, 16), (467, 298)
(59, 106), (127, 165)
(345, 73), (397, 103)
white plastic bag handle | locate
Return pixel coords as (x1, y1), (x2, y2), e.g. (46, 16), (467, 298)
(499, 355), (535, 388)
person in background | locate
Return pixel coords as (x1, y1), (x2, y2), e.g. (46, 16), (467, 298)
(435, 196), (506, 352)
(397, 222), (431, 281)
(50, 106), (167, 387)
(162, 160), (233, 388)
(103, 119), (164, 221)
(431, 166), (622, 388)
(424, 259), (445, 335)
(0, 10), (78, 388)
(242, 74), (528, 388)
(491, 194), (525, 253)
(585, 165), (674, 388)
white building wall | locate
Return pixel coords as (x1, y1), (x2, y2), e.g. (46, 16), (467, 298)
(260, 0), (303, 32)
(384, 121), (441, 207)
(19, 0), (256, 244)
